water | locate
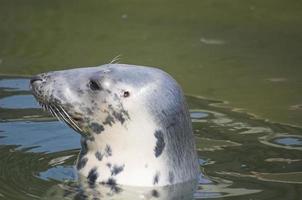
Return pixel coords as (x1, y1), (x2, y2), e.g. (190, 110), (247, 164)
(0, 0), (301, 198)
(0, 0), (301, 127)
(0, 77), (301, 200)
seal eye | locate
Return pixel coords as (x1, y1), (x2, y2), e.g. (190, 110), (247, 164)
(89, 80), (101, 91)
(123, 91), (130, 98)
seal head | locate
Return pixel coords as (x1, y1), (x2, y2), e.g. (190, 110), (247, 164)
(30, 64), (199, 187)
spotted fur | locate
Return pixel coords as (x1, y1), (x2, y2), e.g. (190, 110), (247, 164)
(105, 144), (112, 157)
(30, 63), (199, 187)
(95, 151), (103, 161)
(90, 123), (104, 134)
(87, 167), (98, 186)
(151, 189), (160, 198)
(77, 157), (88, 170)
(153, 171), (160, 185)
(103, 115), (115, 126)
(111, 164), (125, 176)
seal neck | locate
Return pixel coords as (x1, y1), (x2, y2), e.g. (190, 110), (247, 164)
(77, 113), (172, 186)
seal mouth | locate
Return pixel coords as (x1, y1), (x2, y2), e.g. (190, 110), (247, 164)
(38, 101), (84, 134)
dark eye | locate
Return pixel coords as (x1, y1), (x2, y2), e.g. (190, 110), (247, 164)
(89, 80), (101, 91)
(123, 91), (130, 97)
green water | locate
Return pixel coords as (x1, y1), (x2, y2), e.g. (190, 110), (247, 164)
(0, 0), (301, 199)
(0, 0), (301, 126)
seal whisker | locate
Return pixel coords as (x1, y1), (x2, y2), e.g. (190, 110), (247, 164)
(59, 108), (79, 131)
(56, 106), (83, 133)
(46, 103), (83, 134)
(109, 54), (122, 64)
(49, 105), (61, 121)
(54, 106), (75, 128)
(50, 105), (63, 122)
(39, 102), (55, 119)
(59, 105), (83, 132)
(47, 105), (56, 117)
(58, 109), (79, 132)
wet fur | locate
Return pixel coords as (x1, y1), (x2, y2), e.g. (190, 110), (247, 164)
(30, 64), (199, 187)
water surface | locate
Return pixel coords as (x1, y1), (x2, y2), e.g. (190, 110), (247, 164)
(0, 0), (301, 126)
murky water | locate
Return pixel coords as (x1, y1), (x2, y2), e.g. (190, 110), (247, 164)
(0, 77), (301, 200)
(1, 0), (302, 127)
(0, 1), (302, 198)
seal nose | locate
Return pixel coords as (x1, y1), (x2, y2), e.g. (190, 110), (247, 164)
(30, 76), (43, 84)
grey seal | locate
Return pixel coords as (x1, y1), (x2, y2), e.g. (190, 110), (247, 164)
(30, 64), (199, 187)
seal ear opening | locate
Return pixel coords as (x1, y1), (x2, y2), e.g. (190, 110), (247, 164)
(123, 91), (130, 98)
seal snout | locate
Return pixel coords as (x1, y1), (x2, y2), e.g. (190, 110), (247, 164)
(30, 73), (50, 101)
(30, 75), (46, 96)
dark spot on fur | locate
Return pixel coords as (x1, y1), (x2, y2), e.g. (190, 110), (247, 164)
(105, 144), (112, 157)
(112, 110), (125, 124)
(111, 186), (122, 194)
(95, 151), (103, 161)
(168, 171), (174, 184)
(90, 123), (104, 134)
(103, 115), (115, 126)
(106, 163), (112, 168)
(111, 164), (125, 176)
(108, 104), (130, 125)
(151, 189), (160, 198)
(87, 167), (98, 187)
(107, 178), (117, 186)
(153, 172), (160, 185)
(101, 178), (122, 193)
(154, 130), (165, 157)
(77, 157), (88, 170)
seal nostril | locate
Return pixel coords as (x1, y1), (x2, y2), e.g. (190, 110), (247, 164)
(30, 76), (43, 84)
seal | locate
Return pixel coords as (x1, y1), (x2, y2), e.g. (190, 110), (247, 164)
(30, 64), (199, 187)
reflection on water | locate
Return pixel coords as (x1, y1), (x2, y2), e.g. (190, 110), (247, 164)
(274, 137), (302, 146)
(259, 134), (302, 151)
(0, 121), (79, 153)
(0, 77), (301, 200)
(0, 95), (38, 109)
(0, 78), (29, 92)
